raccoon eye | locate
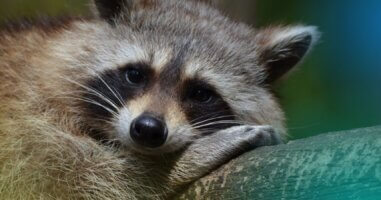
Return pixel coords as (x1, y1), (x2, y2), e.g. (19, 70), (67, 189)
(125, 68), (145, 86)
(189, 88), (216, 104)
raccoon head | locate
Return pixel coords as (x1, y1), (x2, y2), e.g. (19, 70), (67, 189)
(74, 0), (318, 155)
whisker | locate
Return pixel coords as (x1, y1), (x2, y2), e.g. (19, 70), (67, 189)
(58, 76), (119, 111)
(189, 109), (234, 124)
(91, 75), (131, 123)
(91, 118), (116, 126)
(191, 115), (236, 126)
(95, 73), (125, 107)
(55, 96), (118, 117)
(192, 120), (245, 129)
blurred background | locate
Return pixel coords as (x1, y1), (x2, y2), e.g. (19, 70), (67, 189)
(0, 0), (380, 139)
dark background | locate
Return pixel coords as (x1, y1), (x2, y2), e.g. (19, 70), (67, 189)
(1, 0), (380, 139)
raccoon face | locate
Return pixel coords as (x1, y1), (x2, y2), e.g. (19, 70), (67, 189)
(83, 50), (237, 154)
(75, 0), (318, 155)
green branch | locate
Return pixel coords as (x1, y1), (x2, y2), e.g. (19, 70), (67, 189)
(179, 126), (381, 200)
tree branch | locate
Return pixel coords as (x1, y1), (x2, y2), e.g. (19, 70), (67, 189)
(178, 126), (381, 199)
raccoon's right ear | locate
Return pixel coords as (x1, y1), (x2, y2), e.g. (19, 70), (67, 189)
(256, 25), (319, 83)
(93, 0), (131, 24)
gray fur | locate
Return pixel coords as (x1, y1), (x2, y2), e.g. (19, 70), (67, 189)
(0, 0), (318, 199)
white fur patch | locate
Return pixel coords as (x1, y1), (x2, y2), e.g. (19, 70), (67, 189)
(269, 25), (320, 50)
(115, 107), (133, 143)
(94, 43), (149, 72)
(183, 59), (204, 79)
(114, 43), (149, 65)
(152, 48), (173, 71)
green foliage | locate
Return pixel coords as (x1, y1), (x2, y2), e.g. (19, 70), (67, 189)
(0, 0), (88, 22)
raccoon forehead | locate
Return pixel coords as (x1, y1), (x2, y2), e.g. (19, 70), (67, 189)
(87, 43), (260, 89)
(183, 59), (228, 84)
(184, 54), (264, 84)
(83, 40), (174, 74)
(73, 22), (258, 77)
(76, 24), (261, 84)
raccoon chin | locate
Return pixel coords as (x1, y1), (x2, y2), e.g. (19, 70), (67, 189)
(120, 140), (188, 156)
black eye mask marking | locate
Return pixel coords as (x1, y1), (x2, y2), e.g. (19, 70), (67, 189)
(82, 59), (237, 142)
(83, 63), (153, 121)
(181, 79), (238, 135)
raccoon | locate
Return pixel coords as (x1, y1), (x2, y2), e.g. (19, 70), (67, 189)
(0, 0), (318, 199)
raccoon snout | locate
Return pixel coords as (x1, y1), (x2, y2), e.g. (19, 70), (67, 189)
(130, 114), (168, 148)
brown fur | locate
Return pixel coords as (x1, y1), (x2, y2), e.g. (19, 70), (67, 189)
(0, 0), (318, 199)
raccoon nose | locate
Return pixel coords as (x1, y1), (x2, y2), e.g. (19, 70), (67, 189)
(130, 114), (168, 148)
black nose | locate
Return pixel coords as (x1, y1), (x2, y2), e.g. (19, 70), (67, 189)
(130, 114), (168, 148)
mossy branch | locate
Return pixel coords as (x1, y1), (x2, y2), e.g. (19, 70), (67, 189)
(179, 126), (381, 200)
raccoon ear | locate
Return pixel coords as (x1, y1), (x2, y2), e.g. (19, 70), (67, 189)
(93, 0), (131, 24)
(256, 26), (319, 83)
